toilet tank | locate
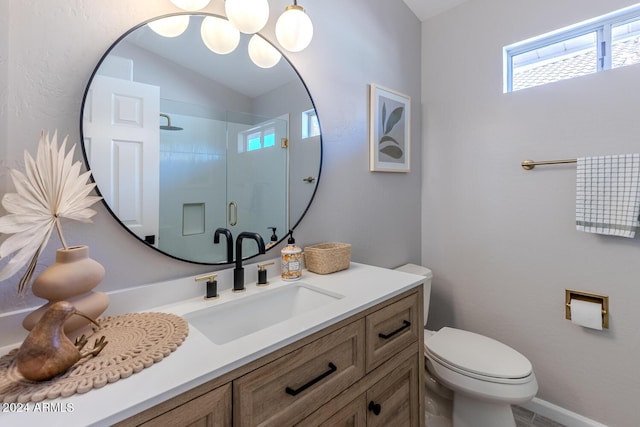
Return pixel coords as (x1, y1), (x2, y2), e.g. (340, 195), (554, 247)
(394, 264), (432, 327)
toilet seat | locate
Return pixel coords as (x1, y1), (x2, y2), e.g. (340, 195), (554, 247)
(424, 327), (533, 385)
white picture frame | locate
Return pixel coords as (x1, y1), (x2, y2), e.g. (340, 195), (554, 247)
(369, 84), (411, 172)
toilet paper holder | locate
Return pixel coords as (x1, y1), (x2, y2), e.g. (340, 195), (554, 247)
(565, 289), (609, 329)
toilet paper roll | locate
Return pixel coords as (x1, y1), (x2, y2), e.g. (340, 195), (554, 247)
(570, 299), (603, 330)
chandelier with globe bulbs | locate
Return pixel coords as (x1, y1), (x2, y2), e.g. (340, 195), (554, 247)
(149, 0), (313, 69)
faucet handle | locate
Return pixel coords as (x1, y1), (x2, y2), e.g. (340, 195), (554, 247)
(258, 262), (275, 271)
(195, 273), (218, 299)
(257, 262), (274, 286)
(195, 273), (218, 282)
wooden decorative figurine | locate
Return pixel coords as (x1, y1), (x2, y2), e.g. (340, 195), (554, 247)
(15, 301), (108, 381)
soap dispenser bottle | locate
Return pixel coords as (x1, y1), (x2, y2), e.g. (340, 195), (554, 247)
(266, 227), (278, 249)
(281, 230), (302, 281)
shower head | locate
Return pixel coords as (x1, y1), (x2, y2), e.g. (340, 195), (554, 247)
(159, 113), (183, 131)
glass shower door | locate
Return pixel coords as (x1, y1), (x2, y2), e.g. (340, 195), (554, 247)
(226, 112), (289, 254)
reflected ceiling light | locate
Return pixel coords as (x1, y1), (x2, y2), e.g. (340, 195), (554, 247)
(225, 0), (270, 34)
(170, 0), (211, 11)
(248, 34), (282, 68)
(201, 16), (240, 54)
(276, 1), (313, 52)
(148, 15), (190, 37)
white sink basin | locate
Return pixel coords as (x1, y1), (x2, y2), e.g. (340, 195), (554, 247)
(184, 283), (344, 345)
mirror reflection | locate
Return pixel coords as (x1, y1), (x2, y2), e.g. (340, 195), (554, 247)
(81, 13), (322, 264)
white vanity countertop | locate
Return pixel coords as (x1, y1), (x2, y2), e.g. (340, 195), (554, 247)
(0, 262), (424, 427)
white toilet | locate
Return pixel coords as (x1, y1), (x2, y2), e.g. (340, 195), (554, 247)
(395, 264), (538, 427)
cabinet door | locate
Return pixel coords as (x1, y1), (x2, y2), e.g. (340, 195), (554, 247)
(234, 320), (366, 427)
(365, 292), (420, 372)
(365, 353), (420, 427)
(139, 383), (231, 427)
(319, 394), (367, 427)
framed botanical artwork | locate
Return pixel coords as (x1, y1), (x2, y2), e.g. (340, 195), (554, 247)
(369, 84), (411, 172)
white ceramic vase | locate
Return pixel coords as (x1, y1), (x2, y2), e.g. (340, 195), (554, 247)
(22, 245), (109, 335)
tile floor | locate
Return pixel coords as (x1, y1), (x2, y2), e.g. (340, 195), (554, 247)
(513, 405), (566, 427)
(425, 404), (566, 427)
(424, 384), (566, 427)
(423, 363), (567, 427)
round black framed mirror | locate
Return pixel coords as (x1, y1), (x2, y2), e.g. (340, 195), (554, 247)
(80, 13), (322, 265)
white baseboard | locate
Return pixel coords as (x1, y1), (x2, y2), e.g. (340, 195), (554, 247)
(522, 398), (608, 427)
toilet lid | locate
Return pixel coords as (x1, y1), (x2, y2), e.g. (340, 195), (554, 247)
(425, 327), (532, 380)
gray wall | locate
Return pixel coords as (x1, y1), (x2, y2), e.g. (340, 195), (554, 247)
(422, 0), (640, 425)
(0, 1), (422, 311)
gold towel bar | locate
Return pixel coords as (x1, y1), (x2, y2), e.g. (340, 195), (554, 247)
(521, 158), (577, 170)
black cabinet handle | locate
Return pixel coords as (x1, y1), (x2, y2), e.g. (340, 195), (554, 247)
(378, 320), (411, 339)
(368, 400), (381, 415)
(285, 362), (337, 396)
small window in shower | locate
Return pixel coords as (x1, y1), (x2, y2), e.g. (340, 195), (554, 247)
(238, 124), (276, 153)
(247, 131), (262, 151)
(263, 132), (275, 148)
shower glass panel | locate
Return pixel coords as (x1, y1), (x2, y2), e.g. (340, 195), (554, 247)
(226, 110), (288, 256)
(158, 99), (288, 263)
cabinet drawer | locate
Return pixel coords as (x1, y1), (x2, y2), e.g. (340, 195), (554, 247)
(139, 383), (231, 427)
(366, 292), (420, 372)
(234, 319), (366, 427)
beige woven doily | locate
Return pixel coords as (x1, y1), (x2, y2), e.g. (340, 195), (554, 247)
(0, 312), (188, 403)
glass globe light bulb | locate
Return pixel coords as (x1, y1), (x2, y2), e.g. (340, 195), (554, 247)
(170, 0), (211, 11)
(201, 16), (240, 54)
(276, 5), (313, 52)
(148, 15), (190, 38)
(248, 35), (282, 69)
(225, 0), (269, 34)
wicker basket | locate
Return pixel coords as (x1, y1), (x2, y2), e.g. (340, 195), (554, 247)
(304, 243), (351, 274)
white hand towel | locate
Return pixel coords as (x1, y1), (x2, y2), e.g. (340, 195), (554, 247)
(576, 154), (640, 238)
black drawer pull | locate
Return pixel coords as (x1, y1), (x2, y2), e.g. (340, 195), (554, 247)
(285, 362), (337, 396)
(378, 320), (411, 339)
(368, 400), (381, 415)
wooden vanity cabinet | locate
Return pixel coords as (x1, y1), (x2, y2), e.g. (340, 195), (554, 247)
(365, 352), (421, 427)
(115, 382), (232, 427)
(298, 351), (422, 427)
(317, 394), (367, 427)
(296, 289), (423, 427)
(365, 290), (420, 372)
(233, 320), (366, 426)
(117, 286), (423, 427)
